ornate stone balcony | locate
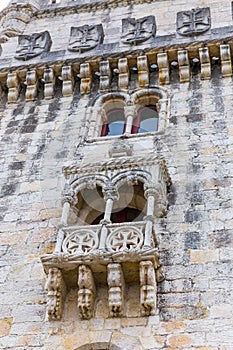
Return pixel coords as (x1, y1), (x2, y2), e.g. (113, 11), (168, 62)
(41, 155), (170, 320)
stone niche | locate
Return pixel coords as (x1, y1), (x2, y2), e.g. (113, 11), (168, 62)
(41, 155), (171, 321)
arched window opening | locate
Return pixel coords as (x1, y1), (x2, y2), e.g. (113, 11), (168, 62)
(91, 182), (146, 224)
(132, 104), (158, 134)
(76, 185), (105, 225)
(101, 108), (125, 136)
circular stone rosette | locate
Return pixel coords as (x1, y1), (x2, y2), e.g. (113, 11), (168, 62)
(106, 226), (143, 252)
(62, 229), (98, 254)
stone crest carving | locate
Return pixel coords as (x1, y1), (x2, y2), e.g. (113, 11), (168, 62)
(68, 25), (104, 52)
(45, 267), (66, 321)
(77, 265), (96, 319)
(109, 140), (133, 158)
(177, 8), (210, 36)
(121, 16), (156, 45)
(15, 31), (52, 60)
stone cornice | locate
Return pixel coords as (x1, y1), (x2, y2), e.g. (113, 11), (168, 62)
(63, 156), (171, 185)
(0, 26), (232, 72)
(37, 0), (162, 18)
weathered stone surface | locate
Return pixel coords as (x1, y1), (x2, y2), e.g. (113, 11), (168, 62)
(0, 0), (233, 349)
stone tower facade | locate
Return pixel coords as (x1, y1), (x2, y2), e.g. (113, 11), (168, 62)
(0, 0), (233, 349)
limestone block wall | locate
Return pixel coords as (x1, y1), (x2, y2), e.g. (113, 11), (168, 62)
(0, 0), (233, 349)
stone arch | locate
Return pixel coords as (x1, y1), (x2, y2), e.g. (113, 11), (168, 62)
(70, 174), (110, 199)
(112, 169), (151, 189)
(90, 91), (129, 108)
(131, 86), (168, 104)
(72, 332), (144, 350)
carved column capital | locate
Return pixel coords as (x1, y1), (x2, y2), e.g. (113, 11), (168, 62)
(124, 105), (136, 119)
(61, 189), (76, 206)
(144, 186), (159, 199)
(102, 187), (119, 202)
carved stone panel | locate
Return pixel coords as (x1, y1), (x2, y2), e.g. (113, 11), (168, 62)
(15, 31), (52, 60)
(77, 265), (96, 319)
(68, 25), (104, 53)
(177, 8), (211, 36)
(139, 261), (157, 316)
(45, 267), (66, 321)
(107, 263), (125, 317)
(121, 16), (156, 45)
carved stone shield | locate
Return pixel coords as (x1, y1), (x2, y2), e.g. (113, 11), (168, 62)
(121, 16), (156, 45)
(68, 24), (104, 52)
(15, 31), (52, 60)
(177, 8), (211, 36)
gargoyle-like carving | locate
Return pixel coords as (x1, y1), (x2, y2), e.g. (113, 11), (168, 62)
(68, 25), (104, 53)
(177, 8), (210, 36)
(77, 265), (96, 319)
(107, 263), (125, 317)
(140, 261), (157, 316)
(45, 267), (66, 321)
(121, 16), (156, 45)
(15, 31), (52, 60)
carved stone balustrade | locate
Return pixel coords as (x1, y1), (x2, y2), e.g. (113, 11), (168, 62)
(49, 221), (152, 259)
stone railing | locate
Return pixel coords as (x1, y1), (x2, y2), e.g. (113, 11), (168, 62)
(54, 221), (149, 256)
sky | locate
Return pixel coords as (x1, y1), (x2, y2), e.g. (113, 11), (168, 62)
(0, 0), (10, 12)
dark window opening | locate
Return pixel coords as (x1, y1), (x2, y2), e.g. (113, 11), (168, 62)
(91, 207), (143, 225)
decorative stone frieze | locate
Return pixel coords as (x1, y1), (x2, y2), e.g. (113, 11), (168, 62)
(15, 31), (52, 60)
(107, 263), (125, 317)
(121, 16), (156, 45)
(68, 24), (104, 53)
(177, 8), (211, 36)
(139, 260), (157, 316)
(45, 267), (66, 321)
(77, 265), (96, 319)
